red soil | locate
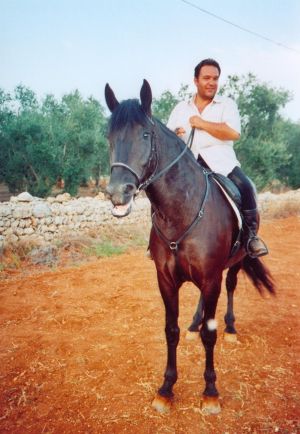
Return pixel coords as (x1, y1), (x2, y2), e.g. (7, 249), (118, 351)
(0, 217), (299, 433)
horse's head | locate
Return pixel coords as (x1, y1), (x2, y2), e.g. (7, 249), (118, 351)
(105, 80), (155, 217)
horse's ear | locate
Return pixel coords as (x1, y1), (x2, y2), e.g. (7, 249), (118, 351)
(105, 83), (119, 113)
(140, 79), (152, 116)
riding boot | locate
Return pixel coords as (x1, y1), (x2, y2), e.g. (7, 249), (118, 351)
(242, 208), (269, 258)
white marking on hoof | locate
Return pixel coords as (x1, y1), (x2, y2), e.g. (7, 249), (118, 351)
(201, 396), (221, 415)
(186, 330), (199, 341)
(224, 332), (238, 343)
(152, 395), (172, 414)
(207, 319), (218, 331)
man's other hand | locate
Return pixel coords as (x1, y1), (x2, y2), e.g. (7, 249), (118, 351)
(175, 127), (186, 137)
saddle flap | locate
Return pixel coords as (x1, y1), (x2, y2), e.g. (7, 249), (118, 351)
(212, 174), (242, 231)
(212, 173), (242, 209)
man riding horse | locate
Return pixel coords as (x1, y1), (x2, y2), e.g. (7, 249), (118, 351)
(167, 58), (268, 258)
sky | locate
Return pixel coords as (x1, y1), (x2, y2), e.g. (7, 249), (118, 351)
(1, 0), (300, 120)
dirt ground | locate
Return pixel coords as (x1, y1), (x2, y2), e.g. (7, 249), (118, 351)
(0, 217), (299, 434)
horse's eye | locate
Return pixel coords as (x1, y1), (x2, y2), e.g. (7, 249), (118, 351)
(143, 132), (150, 139)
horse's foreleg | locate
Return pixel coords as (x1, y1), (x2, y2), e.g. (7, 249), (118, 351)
(200, 281), (222, 414)
(152, 275), (180, 413)
(224, 263), (241, 342)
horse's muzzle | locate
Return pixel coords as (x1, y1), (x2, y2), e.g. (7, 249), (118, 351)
(105, 182), (136, 218)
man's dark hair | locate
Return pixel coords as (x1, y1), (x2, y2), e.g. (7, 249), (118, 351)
(194, 58), (221, 78)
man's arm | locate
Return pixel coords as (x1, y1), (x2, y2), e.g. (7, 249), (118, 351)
(189, 115), (240, 141)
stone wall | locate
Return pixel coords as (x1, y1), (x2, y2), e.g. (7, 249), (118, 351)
(257, 189), (300, 219)
(1, 189), (300, 250)
(0, 192), (151, 248)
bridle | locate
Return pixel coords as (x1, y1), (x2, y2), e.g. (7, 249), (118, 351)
(110, 119), (212, 251)
(110, 118), (190, 193)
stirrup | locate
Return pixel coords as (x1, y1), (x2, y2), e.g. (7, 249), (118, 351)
(246, 237), (269, 259)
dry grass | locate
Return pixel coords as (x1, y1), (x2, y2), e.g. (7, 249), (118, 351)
(261, 198), (300, 219)
(259, 190), (300, 219)
(0, 222), (151, 272)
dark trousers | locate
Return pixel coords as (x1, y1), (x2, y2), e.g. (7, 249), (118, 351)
(197, 155), (256, 211)
(228, 166), (256, 210)
(196, 157), (268, 255)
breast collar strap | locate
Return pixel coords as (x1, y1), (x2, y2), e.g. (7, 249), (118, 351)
(152, 168), (212, 251)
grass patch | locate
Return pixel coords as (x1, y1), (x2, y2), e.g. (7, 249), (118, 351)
(1, 222), (151, 271)
(83, 241), (126, 258)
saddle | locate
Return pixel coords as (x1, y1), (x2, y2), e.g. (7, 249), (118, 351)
(197, 156), (243, 257)
(196, 155), (242, 209)
(212, 173), (242, 209)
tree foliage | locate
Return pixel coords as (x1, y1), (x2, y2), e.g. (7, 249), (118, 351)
(278, 119), (300, 189)
(0, 85), (109, 197)
(220, 74), (294, 189)
(152, 84), (192, 123)
(1, 75), (299, 197)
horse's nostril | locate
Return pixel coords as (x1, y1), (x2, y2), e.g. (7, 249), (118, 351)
(104, 190), (111, 200)
(123, 183), (136, 195)
(105, 183), (136, 202)
(105, 185), (113, 198)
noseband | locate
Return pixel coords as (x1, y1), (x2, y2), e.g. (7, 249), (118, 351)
(110, 120), (189, 193)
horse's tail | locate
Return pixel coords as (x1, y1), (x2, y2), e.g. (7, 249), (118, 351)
(241, 256), (276, 295)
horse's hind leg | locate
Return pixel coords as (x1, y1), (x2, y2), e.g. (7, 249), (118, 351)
(224, 262), (242, 343)
(200, 278), (222, 414)
(152, 273), (180, 414)
(186, 294), (204, 340)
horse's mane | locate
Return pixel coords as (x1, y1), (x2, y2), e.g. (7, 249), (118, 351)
(155, 118), (198, 163)
(108, 99), (148, 133)
(155, 118), (180, 140)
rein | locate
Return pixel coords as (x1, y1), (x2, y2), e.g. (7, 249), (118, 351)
(110, 124), (195, 193)
(148, 126), (213, 251)
(139, 127), (196, 191)
(111, 122), (211, 251)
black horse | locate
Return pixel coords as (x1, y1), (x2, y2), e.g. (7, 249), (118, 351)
(104, 80), (275, 414)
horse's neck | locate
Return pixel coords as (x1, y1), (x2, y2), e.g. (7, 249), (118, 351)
(146, 130), (203, 223)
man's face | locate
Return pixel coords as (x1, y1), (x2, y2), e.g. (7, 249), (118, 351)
(194, 65), (220, 100)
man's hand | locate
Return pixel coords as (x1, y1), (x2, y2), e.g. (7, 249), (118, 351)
(175, 127), (186, 137)
(189, 115), (203, 129)
(189, 116), (240, 141)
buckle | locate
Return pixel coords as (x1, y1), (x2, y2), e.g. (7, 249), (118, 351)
(169, 242), (178, 251)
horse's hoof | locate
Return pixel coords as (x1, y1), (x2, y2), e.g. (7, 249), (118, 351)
(200, 396), (221, 415)
(186, 330), (199, 341)
(224, 332), (238, 343)
(152, 394), (172, 414)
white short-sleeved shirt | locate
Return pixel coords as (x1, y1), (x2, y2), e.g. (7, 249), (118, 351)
(167, 94), (241, 176)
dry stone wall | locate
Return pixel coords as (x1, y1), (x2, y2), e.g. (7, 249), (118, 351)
(0, 192), (151, 248)
(1, 189), (300, 250)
